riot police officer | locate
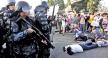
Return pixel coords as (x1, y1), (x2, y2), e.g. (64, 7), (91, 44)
(6, 1), (38, 58)
(0, 8), (7, 58)
(0, 1), (15, 57)
(3, 1), (15, 21)
(34, 1), (51, 58)
(0, 1), (16, 58)
(0, 0), (15, 41)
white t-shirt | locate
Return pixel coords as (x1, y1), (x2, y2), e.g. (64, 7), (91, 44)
(62, 20), (66, 26)
(91, 16), (101, 27)
(80, 17), (85, 24)
(65, 44), (83, 53)
(94, 16), (101, 23)
(96, 41), (108, 47)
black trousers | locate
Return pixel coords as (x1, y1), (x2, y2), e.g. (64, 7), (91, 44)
(37, 48), (50, 58)
(2, 48), (15, 58)
(15, 53), (36, 58)
(37, 34), (50, 58)
(87, 22), (92, 31)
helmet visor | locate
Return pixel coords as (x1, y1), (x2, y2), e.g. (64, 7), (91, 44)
(22, 6), (31, 13)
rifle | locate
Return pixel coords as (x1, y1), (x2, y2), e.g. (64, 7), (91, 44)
(9, 10), (55, 49)
(22, 18), (55, 49)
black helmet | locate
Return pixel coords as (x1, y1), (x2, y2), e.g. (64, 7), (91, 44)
(16, 1), (31, 12)
(8, 2), (15, 6)
(34, 1), (49, 14)
(8, 0), (16, 6)
(41, 1), (49, 9)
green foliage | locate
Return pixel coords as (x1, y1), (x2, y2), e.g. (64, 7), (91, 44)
(66, 0), (71, 7)
(48, 0), (65, 10)
(71, 0), (101, 13)
(57, 0), (65, 10)
(87, 0), (100, 13)
(48, 0), (55, 6)
(71, 0), (87, 13)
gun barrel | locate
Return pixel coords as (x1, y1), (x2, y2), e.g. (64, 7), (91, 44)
(23, 19), (55, 49)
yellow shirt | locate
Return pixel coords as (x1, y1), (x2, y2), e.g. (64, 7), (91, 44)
(88, 15), (93, 24)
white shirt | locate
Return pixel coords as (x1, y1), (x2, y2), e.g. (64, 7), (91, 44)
(96, 41), (108, 47)
(94, 16), (101, 23)
(91, 16), (101, 27)
(65, 44), (83, 53)
(80, 17), (85, 24)
(62, 20), (66, 26)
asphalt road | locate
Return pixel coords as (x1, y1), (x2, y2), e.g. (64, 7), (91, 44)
(50, 28), (108, 58)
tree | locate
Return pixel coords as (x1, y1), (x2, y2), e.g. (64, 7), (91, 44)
(48, 0), (65, 10)
(57, 0), (65, 10)
(87, 0), (100, 13)
(71, 0), (101, 13)
(66, 0), (71, 7)
(48, 0), (55, 6)
(71, 0), (87, 13)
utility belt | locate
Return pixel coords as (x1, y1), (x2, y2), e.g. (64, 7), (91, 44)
(12, 39), (38, 56)
(13, 37), (35, 47)
(13, 44), (37, 56)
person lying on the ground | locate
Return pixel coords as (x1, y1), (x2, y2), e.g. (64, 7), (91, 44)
(63, 41), (98, 55)
(96, 39), (108, 47)
(74, 32), (94, 41)
(74, 28), (95, 41)
(63, 39), (108, 55)
(74, 28), (81, 38)
(92, 27), (104, 39)
(80, 39), (108, 47)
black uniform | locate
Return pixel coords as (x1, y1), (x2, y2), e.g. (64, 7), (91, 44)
(0, 9), (6, 46)
(6, 1), (38, 58)
(34, 1), (51, 58)
(0, 3), (16, 58)
(0, 10), (7, 58)
(7, 17), (38, 58)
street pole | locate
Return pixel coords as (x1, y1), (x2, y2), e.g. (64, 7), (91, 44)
(51, 0), (56, 42)
(52, 0), (56, 20)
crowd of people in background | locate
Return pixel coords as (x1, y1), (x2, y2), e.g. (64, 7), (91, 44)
(58, 12), (108, 55)
(0, 0), (108, 57)
(55, 11), (108, 40)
